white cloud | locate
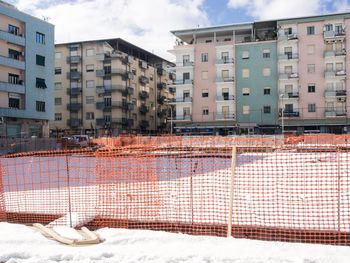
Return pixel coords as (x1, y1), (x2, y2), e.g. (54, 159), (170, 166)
(331, 0), (350, 12)
(227, 0), (338, 20)
(10, 0), (210, 61)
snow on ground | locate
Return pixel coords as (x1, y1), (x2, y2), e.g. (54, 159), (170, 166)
(0, 222), (349, 263)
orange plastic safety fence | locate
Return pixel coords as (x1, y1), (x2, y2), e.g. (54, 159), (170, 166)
(0, 136), (350, 246)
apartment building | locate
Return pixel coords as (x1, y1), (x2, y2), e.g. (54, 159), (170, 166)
(171, 12), (350, 135)
(0, 1), (54, 138)
(51, 38), (174, 137)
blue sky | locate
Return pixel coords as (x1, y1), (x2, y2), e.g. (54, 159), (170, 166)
(6, 0), (350, 60)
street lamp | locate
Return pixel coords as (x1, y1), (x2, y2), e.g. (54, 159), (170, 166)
(279, 93), (284, 136)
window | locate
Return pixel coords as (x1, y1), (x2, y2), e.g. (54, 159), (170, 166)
(86, 96), (94, 104)
(54, 82), (62, 90)
(183, 90), (190, 99)
(55, 52), (62, 59)
(183, 55), (190, 65)
(307, 44), (315, 55)
(36, 78), (47, 89)
(86, 112), (95, 120)
(263, 68), (271, 77)
(86, 48), (94, 57)
(326, 63), (334, 71)
(9, 49), (21, 60)
(263, 106), (271, 114)
(86, 80), (94, 88)
(222, 88), (229, 100)
(307, 64), (315, 73)
(201, 71), (208, 80)
(54, 98), (62, 105)
(264, 87), (271, 95)
(201, 53), (208, 62)
(263, 49), (270, 58)
(36, 101), (45, 112)
(308, 84), (315, 93)
(36, 32), (45, 44)
(284, 65), (293, 74)
(9, 93), (20, 109)
(308, 103), (316, 112)
(336, 62), (343, 71)
(183, 72), (190, 83)
(86, 64), (94, 72)
(242, 51), (249, 59)
(243, 105), (250, 114)
(202, 107), (209, 115)
(8, 24), (19, 35)
(284, 27), (292, 35)
(202, 89), (209, 97)
(307, 26), (315, 35)
(221, 52), (229, 61)
(285, 104), (294, 113)
(222, 70), (229, 80)
(183, 107), (190, 116)
(324, 24), (333, 32)
(335, 24), (343, 34)
(54, 113), (62, 121)
(8, 73), (19, 84)
(284, 47), (292, 59)
(242, 69), (250, 78)
(242, 87), (250, 96)
(36, 55), (45, 66)
(55, 67), (62, 75)
(285, 84), (293, 94)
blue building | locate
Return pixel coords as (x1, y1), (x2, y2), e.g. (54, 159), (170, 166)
(0, 1), (54, 138)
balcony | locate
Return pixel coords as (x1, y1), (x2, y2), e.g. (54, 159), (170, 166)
(216, 77), (234, 83)
(325, 70), (346, 78)
(122, 102), (134, 111)
(139, 76), (149, 85)
(282, 111), (300, 117)
(169, 97), (192, 103)
(216, 95), (235, 101)
(169, 87), (175, 94)
(139, 120), (149, 129)
(122, 118), (134, 127)
(278, 33), (298, 41)
(66, 103), (82, 111)
(122, 87), (134, 96)
(284, 92), (299, 98)
(157, 65), (167, 76)
(157, 109), (168, 118)
(157, 82), (167, 90)
(66, 87), (82, 96)
(66, 71), (81, 80)
(325, 89), (347, 98)
(0, 55), (25, 70)
(216, 58), (234, 64)
(0, 81), (25, 94)
(325, 109), (347, 118)
(176, 61), (194, 67)
(173, 79), (193, 86)
(139, 90), (149, 100)
(66, 56), (81, 64)
(279, 72), (299, 80)
(278, 53), (299, 60)
(215, 112), (235, 120)
(158, 95), (166, 104)
(139, 104), (149, 114)
(67, 118), (82, 128)
(96, 68), (127, 77)
(96, 85), (124, 95)
(174, 115), (192, 121)
(96, 118), (107, 126)
(122, 55), (134, 65)
(139, 61), (148, 69)
(0, 30), (25, 46)
(323, 30), (346, 41)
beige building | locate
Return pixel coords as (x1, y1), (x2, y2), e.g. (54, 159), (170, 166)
(51, 38), (174, 137)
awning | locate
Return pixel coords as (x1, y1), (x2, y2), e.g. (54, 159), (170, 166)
(36, 78), (47, 89)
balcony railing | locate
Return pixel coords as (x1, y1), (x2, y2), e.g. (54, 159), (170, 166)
(0, 55), (25, 70)
(278, 53), (299, 60)
(66, 56), (81, 64)
(66, 87), (82, 96)
(325, 109), (347, 117)
(216, 95), (235, 101)
(176, 61), (194, 67)
(170, 97), (192, 103)
(174, 115), (192, 121)
(96, 85), (124, 94)
(216, 77), (235, 83)
(139, 90), (149, 100)
(66, 71), (81, 79)
(139, 104), (149, 114)
(323, 30), (346, 40)
(284, 92), (299, 98)
(96, 68), (127, 77)
(173, 79), (193, 85)
(215, 112), (235, 120)
(278, 33), (298, 41)
(139, 61), (148, 69)
(0, 81), (25, 94)
(215, 58), (234, 64)
(157, 82), (167, 90)
(122, 87), (134, 96)
(325, 70), (346, 78)
(66, 103), (82, 111)
(279, 72), (299, 80)
(122, 102), (134, 111)
(0, 30), (25, 46)
(324, 50), (346, 57)
(139, 76), (149, 84)
(67, 118), (82, 128)
(282, 111), (300, 117)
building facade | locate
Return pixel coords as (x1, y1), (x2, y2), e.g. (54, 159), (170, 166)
(51, 38), (174, 137)
(0, 1), (54, 138)
(171, 12), (350, 135)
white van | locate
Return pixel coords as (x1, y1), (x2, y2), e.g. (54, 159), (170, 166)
(71, 135), (90, 148)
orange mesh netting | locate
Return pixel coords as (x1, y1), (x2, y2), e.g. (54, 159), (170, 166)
(0, 135), (350, 245)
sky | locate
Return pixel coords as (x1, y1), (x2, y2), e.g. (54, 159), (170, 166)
(6, 0), (350, 61)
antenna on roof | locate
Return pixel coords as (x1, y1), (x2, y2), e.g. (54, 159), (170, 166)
(42, 16), (51, 22)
